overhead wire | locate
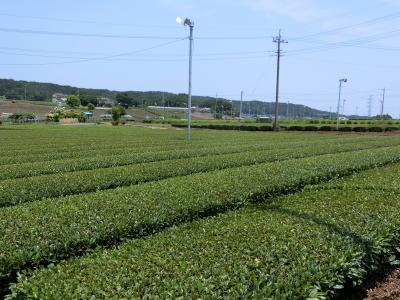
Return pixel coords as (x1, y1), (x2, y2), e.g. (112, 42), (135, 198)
(0, 38), (186, 66)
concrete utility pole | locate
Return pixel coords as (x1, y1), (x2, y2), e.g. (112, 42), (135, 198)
(162, 92), (165, 120)
(336, 78), (347, 131)
(239, 91), (243, 121)
(286, 101), (289, 118)
(273, 30), (287, 131)
(186, 21), (194, 143)
(176, 17), (194, 143)
(368, 95), (373, 118)
(215, 93), (218, 119)
(380, 88), (386, 119)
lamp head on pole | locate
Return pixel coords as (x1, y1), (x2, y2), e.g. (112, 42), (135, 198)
(176, 17), (194, 27)
(340, 78), (348, 83)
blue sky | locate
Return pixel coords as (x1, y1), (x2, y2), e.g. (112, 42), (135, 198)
(1, 0), (400, 116)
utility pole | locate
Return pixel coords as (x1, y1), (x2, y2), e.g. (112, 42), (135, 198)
(162, 92), (165, 120)
(215, 93), (218, 119)
(186, 21), (194, 143)
(239, 91), (243, 121)
(336, 78), (347, 131)
(380, 88), (386, 119)
(176, 17), (194, 143)
(286, 101), (289, 118)
(273, 29), (287, 131)
(230, 100), (233, 119)
(329, 106), (332, 119)
(368, 96), (373, 118)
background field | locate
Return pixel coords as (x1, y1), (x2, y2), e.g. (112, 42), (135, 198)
(1, 125), (400, 299)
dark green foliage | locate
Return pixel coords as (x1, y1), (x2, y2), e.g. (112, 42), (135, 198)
(111, 105), (126, 122)
(1, 140), (398, 207)
(87, 103), (95, 111)
(303, 126), (319, 131)
(0, 79), (333, 116)
(368, 127), (384, 132)
(65, 94), (80, 108)
(0, 147), (399, 281)
(339, 127), (352, 132)
(288, 125), (304, 131)
(320, 126), (334, 131)
(8, 112), (35, 122)
(79, 93), (98, 106)
(10, 164), (400, 299)
(353, 127), (369, 132)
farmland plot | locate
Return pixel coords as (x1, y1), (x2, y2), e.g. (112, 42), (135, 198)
(1, 124), (400, 298)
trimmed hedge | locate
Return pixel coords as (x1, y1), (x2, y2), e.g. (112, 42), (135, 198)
(353, 127), (369, 132)
(1, 147), (400, 280)
(10, 164), (400, 299)
(172, 123), (396, 133)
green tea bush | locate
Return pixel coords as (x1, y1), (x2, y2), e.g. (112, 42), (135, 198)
(303, 126), (319, 131)
(1, 147), (400, 280)
(11, 164), (400, 299)
(319, 126), (333, 131)
(288, 125), (304, 131)
(2, 141), (393, 207)
(353, 127), (368, 132)
(369, 127), (384, 132)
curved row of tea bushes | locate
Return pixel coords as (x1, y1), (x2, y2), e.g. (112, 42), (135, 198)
(1, 147), (400, 280)
(8, 164), (400, 299)
(0, 135), (394, 180)
(0, 131), (349, 166)
(0, 136), (368, 180)
(1, 142), (397, 207)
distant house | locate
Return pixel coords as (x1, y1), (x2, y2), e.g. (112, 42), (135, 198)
(97, 97), (116, 107)
(52, 93), (68, 106)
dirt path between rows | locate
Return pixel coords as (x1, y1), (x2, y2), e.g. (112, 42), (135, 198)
(365, 269), (400, 300)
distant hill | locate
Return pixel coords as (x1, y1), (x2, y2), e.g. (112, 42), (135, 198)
(0, 78), (331, 118)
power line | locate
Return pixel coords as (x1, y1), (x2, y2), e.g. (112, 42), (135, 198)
(0, 13), (178, 29)
(291, 12), (400, 41)
(0, 38), (186, 66)
(287, 28), (400, 56)
(0, 27), (183, 40)
(0, 27), (274, 41)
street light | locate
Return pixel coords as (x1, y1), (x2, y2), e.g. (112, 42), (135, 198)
(177, 17), (194, 143)
(336, 78), (347, 131)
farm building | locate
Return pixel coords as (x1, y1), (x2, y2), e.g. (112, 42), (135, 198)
(52, 93), (68, 106)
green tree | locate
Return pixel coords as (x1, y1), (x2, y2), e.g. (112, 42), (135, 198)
(111, 106), (126, 122)
(116, 93), (134, 107)
(87, 103), (95, 111)
(80, 93), (98, 106)
(66, 94), (81, 108)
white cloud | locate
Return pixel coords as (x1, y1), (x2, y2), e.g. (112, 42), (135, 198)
(243, 0), (328, 23)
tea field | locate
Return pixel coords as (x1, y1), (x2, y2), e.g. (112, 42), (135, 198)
(1, 124), (400, 299)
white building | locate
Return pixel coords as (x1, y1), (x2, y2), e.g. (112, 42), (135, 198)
(52, 93), (68, 106)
